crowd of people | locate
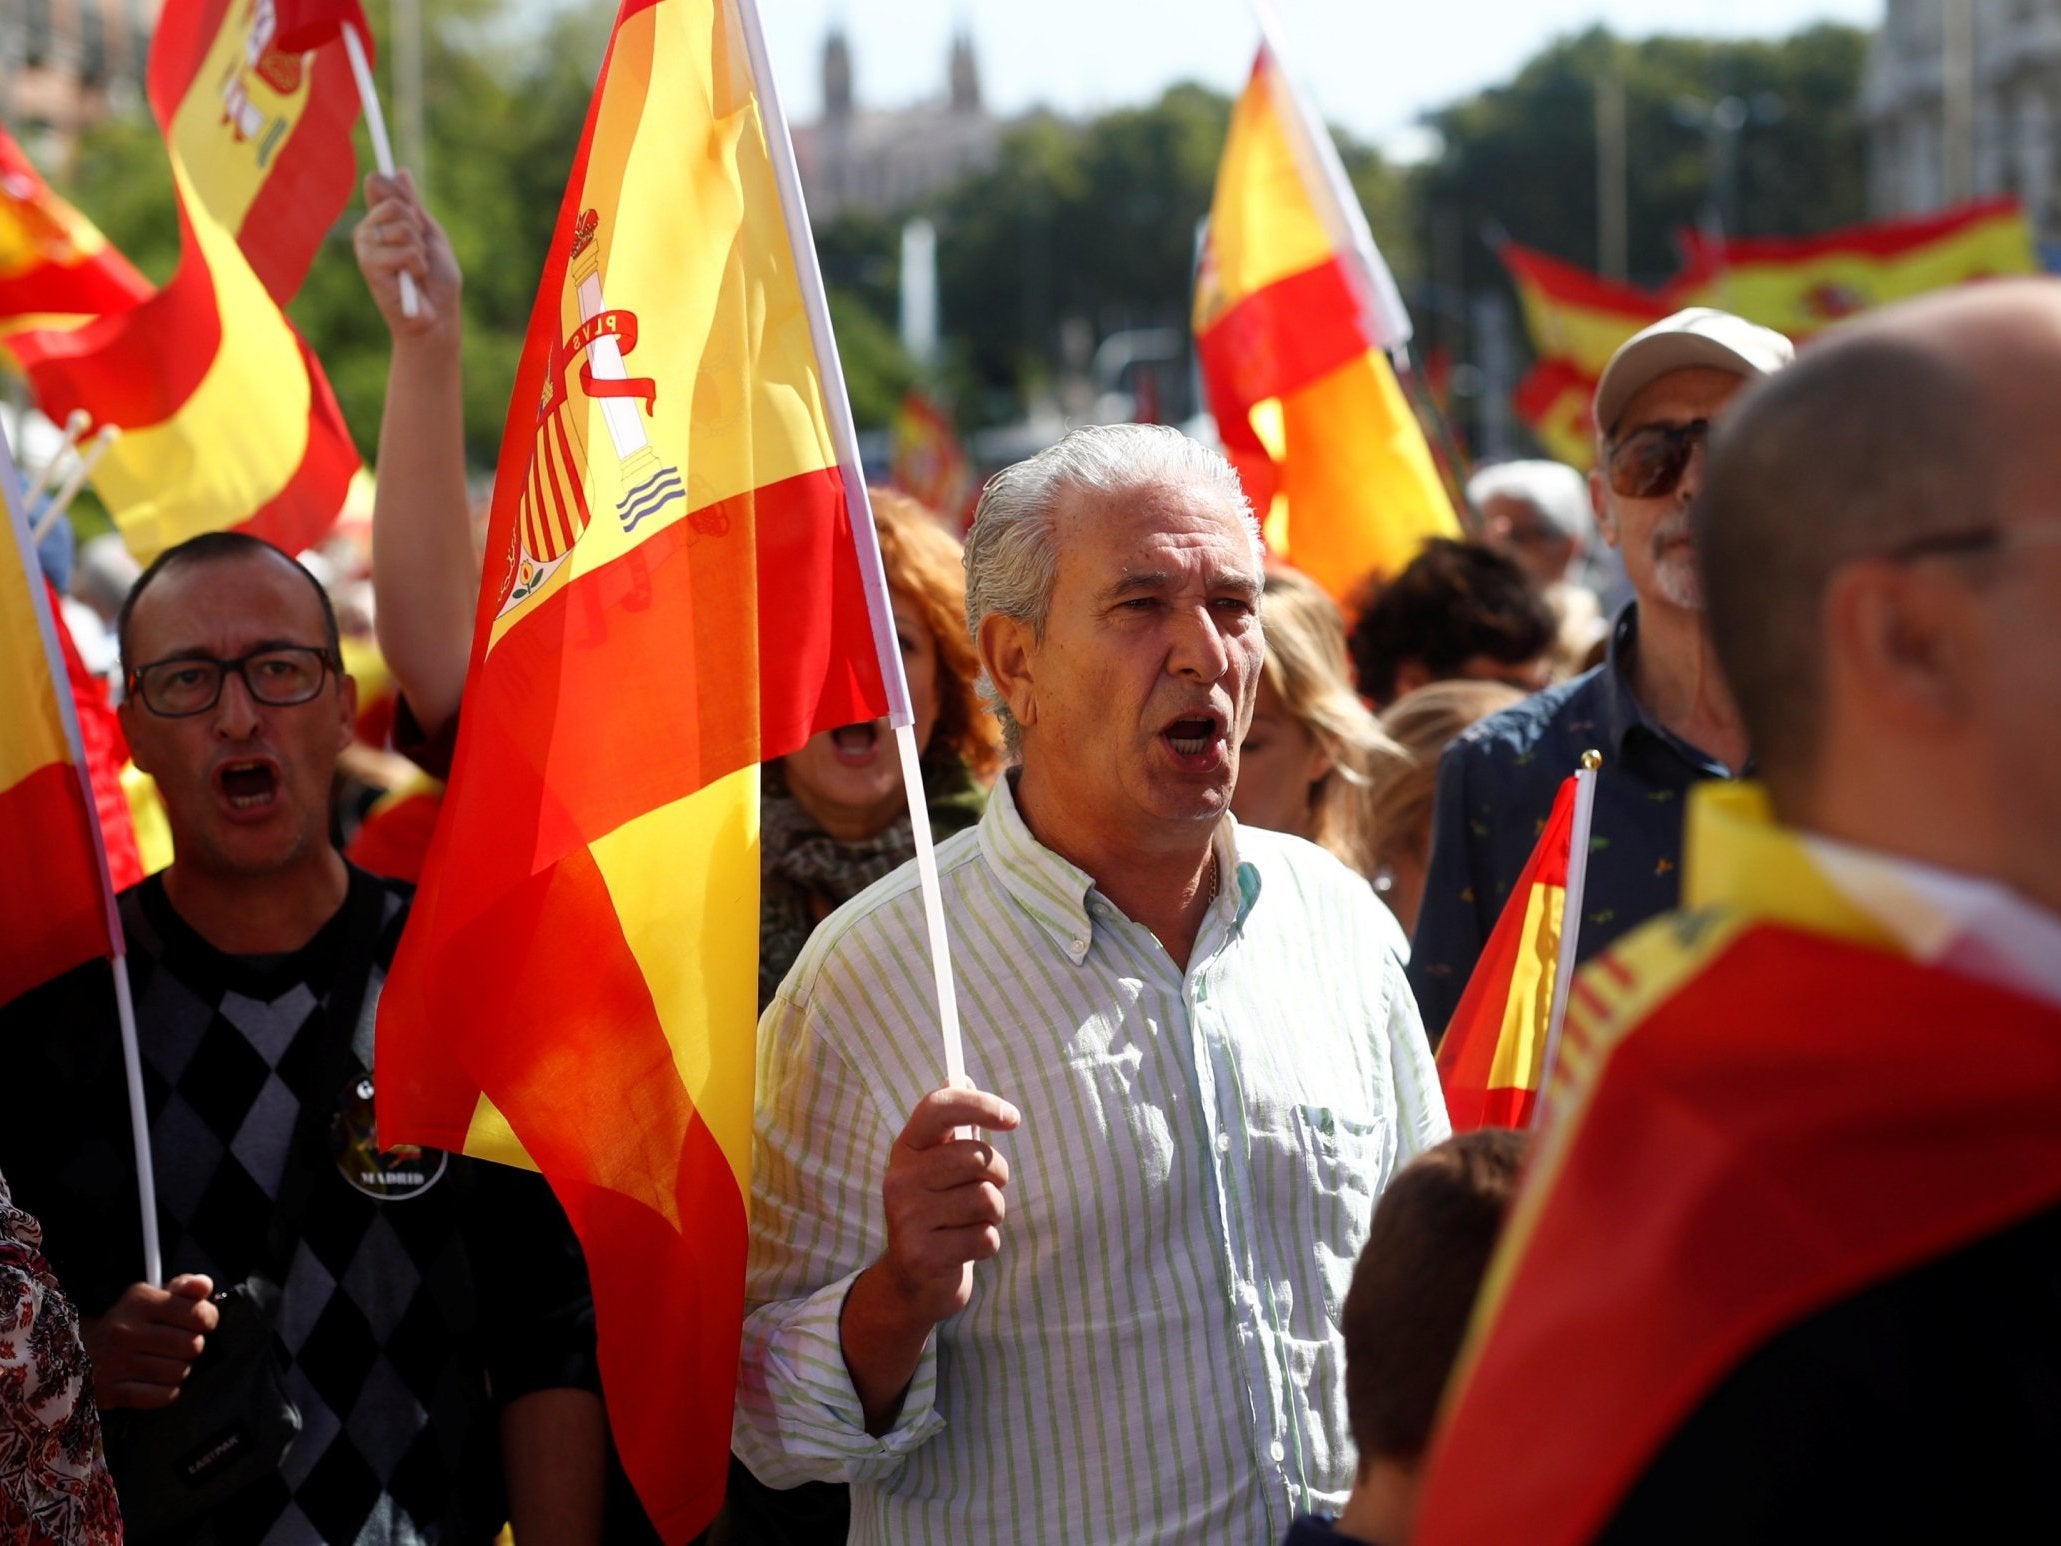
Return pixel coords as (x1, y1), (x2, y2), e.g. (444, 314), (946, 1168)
(1, 163), (2056, 1546)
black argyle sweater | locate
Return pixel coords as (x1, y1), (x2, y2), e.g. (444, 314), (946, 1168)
(0, 866), (597, 1546)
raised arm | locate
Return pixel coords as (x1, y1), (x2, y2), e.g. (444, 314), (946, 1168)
(353, 170), (476, 741)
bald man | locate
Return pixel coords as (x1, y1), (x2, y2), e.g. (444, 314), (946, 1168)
(1411, 280), (2061, 1546)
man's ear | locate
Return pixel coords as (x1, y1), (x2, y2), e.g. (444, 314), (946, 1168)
(1823, 560), (1971, 731)
(333, 670), (359, 755)
(977, 612), (1037, 735)
(116, 696), (158, 778)
(1589, 467), (1622, 552)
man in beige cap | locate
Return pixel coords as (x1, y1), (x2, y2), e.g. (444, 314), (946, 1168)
(1409, 309), (1792, 1037)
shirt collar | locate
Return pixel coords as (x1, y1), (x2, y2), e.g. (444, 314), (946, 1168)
(1593, 603), (1650, 758)
(979, 771), (1261, 967)
(1685, 782), (2061, 1009)
(1598, 602), (1733, 775)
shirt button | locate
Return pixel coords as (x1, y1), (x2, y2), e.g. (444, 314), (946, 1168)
(1269, 1440), (1286, 1464)
(1216, 1131), (1231, 1154)
(1071, 938), (1087, 953)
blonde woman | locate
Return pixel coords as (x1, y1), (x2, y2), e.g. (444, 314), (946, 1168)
(1233, 566), (1409, 953)
(1367, 680), (1526, 938)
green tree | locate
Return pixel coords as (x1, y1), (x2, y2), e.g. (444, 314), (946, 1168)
(894, 82), (1413, 428)
(1420, 23), (1869, 287)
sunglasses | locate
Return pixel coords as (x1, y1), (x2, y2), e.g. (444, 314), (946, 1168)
(1605, 418), (1712, 500)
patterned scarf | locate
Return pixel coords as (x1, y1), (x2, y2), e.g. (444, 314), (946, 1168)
(758, 754), (987, 1009)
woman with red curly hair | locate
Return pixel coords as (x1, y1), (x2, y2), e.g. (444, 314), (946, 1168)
(756, 488), (1003, 1005)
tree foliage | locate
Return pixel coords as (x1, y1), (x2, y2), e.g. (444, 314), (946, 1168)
(1421, 23), (1869, 287)
(905, 82), (1415, 428)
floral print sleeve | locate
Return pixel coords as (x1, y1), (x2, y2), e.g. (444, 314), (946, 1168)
(0, 1171), (120, 1546)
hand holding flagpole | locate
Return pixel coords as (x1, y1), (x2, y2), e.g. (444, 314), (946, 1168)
(340, 24), (419, 320)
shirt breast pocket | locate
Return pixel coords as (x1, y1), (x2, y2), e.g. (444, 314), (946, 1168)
(1289, 1103), (1387, 1325)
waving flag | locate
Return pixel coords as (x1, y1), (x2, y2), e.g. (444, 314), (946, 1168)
(1435, 762), (1598, 1130)
(890, 388), (972, 526)
(2, 0), (361, 562)
(0, 131), (151, 328)
(375, 0), (890, 1535)
(1195, 44), (1458, 601)
(0, 429), (120, 1005)
(1498, 203), (2037, 467)
(1676, 195), (2038, 333)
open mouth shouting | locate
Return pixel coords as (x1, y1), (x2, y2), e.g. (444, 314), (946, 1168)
(213, 756), (283, 818)
(827, 720), (885, 768)
(1159, 706), (1231, 771)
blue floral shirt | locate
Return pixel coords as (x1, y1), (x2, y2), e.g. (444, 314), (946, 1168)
(1407, 605), (1737, 1039)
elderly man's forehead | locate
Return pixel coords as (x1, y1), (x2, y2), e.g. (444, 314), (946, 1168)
(1613, 365), (1748, 433)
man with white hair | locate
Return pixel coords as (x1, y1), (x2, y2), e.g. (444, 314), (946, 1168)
(1469, 458), (1611, 677)
(734, 423), (1449, 1542)
(1410, 309), (1792, 1037)
(1468, 459), (1593, 591)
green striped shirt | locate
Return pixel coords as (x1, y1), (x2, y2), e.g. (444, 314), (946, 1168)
(735, 774), (1449, 1544)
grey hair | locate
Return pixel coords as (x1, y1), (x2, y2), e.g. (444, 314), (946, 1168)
(1466, 459), (1593, 548)
(963, 423), (1261, 754)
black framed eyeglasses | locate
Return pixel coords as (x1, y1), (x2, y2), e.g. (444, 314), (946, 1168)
(1604, 418), (1713, 500)
(128, 646), (340, 718)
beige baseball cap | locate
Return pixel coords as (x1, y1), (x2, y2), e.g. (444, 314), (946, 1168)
(1593, 307), (1795, 437)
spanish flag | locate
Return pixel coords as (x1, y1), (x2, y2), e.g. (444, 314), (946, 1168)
(1435, 764), (1596, 1129)
(0, 433), (120, 1006)
(375, 1), (889, 1536)
(1676, 195), (2039, 336)
(1415, 787), (2061, 1546)
(890, 387), (972, 527)
(0, 129), (150, 327)
(1499, 240), (1669, 381)
(1, 0), (361, 562)
(1195, 47), (1458, 602)
(1497, 242), (1671, 470)
(1511, 358), (1601, 472)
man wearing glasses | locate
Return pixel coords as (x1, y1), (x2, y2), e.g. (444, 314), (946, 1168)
(0, 532), (605, 1543)
(1411, 279), (2061, 1545)
(1408, 308), (1792, 1039)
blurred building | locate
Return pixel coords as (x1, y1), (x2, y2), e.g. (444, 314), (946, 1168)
(0, 0), (158, 169)
(795, 28), (1006, 222)
(1862, 0), (2061, 234)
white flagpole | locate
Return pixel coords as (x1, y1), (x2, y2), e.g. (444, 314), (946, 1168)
(734, 0), (966, 1086)
(340, 23), (421, 320)
(0, 420), (157, 1285)
(1535, 750), (1602, 1128)
(22, 409), (89, 512)
(29, 425), (120, 546)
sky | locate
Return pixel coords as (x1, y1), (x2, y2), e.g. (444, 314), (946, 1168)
(747, 0), (1883, 160)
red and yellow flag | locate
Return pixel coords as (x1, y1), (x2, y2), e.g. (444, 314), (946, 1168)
(0, 130), (150, 328)
(1435, 771), (1580, 1130)
(1499, 203), (2040, 468)
(1195, 48), (1458, 602)
(1497, 242), (1672, 470)
(1500, 240), (1670, 382)
(890, 388), (972, 527)
(375, 1), (889, 1536)
(1676, 195), (2039, 336)
(0, 439), (120, 1005)
(2, 0), (362, 562)
(1416, 833), (2061, 1546)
